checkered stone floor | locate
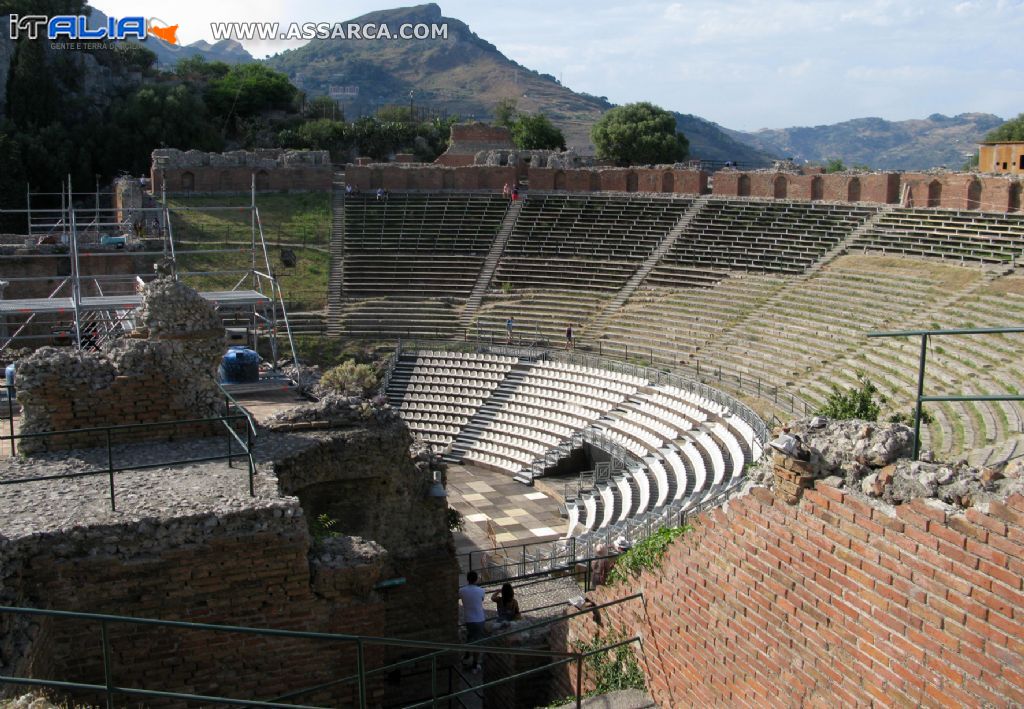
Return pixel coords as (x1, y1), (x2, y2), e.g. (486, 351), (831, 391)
(446, 463), (566, 554)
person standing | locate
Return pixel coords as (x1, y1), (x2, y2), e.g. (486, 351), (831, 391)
(502, 182), (511, 199)
(511, 184), (519, 201)
(565, 324), (574, 350)
(459, 571), (486, 672)
(506, 316), (515, 345)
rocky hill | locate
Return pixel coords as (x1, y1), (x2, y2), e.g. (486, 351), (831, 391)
(727, 113), (1006, 170)
(264, 3), (774, 163)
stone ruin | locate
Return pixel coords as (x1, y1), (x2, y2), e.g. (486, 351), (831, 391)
(753, 417), (1024, 509)
(14, 278), (224, 452)
(473, 148), (593, 170)
(151, 148), (331, 169)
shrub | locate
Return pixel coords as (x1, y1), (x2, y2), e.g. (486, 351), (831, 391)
(320, 359), (378, 396)
(607, 525), (690, 585)
(446, 507), (464, 532)
(815, 372), (886, 421)
(573, 629), (646, 694)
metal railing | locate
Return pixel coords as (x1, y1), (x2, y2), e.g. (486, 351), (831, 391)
(458, 477), (748, 584)
(0, 593), (644, 709)
(0, 393), (255, 511)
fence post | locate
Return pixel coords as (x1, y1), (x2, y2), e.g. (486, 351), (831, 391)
(430, 654), (439, 708)
(356, 638), (367, 709)
(246, 423), (255, 497)
(101, 620), (114, 709)
(7, 385), (14, 456)
(106, 429), (116, 511)
(575, 653), (584, 709)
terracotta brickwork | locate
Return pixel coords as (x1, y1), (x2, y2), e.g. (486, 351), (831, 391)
(2, 425), (460, 706)
(553, 485), (1024, 707)
(151, 149), (332, 193)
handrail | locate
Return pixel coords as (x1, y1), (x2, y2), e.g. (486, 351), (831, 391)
(0, 593), (644, 709)
(267, 592), (645, 705)
(0, 410), (255, 510)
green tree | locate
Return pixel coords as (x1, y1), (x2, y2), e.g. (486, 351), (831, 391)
(825, 157), (846, 173)
(591, 102), (688, 166)
(510, 112), (566, 150)
(205, 64), (298, 120)
(984, 113), (1024, 142)
(305, 95), (343, 121)
(493, 98), (518, 128)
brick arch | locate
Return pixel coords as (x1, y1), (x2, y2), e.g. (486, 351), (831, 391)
(1011, 182), (1022, 213)
(553, 170), (567, 191)
(737, 174), (751, 197)
(927, 179), (942, 208)
(847, 177), (861, 202)
(810, 176), (824, 201)
(773, 174), (787, 199)
(662, 171), (675, 193)
(967, 180), (982, 210)
(255, 170), (271, 191)
(181, 171), (195, 191)
(626, 171), (639, 193)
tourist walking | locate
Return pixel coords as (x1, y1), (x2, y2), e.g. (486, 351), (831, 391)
(506, 316), (515, 344)
(502, 182), (510, 199)
(565, 324), (574, 350)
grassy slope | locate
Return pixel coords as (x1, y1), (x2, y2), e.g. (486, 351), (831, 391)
(167, 193), (330, 310)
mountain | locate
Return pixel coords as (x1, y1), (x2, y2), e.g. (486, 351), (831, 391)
(727, 113), (1005, 171)
(82, 7), (254, 67)
(265, 3), (773, 163)
(144, 38), (254, 67)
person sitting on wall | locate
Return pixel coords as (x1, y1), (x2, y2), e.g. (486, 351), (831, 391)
(491, 583), (522, 626)
(345, 184), (353, 195)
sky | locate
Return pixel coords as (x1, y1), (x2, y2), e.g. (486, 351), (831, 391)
(92, 0), (1024, 131)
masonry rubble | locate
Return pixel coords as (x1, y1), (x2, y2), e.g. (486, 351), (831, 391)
(263, 393), (397, 431)
(752, 416), (1024, 508)
(151, 148), (331, 168)
(13, 278), (224, 451)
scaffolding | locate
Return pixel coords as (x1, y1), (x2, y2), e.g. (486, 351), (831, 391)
(0, 175), (300, 389)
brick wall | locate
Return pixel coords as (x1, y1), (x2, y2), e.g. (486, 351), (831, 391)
(552, 485), (1024, 706)
(2, 424), (460, 706)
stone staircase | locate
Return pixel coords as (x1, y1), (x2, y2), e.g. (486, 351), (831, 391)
(444, 361), (532, 465)
(326, 173), (346, 336)
(805, 204), (893, 276)
(585, 194), (711, 334)
(461, 199), (522, 324)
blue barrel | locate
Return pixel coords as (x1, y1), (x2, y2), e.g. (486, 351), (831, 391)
(218, 347), (260, 384)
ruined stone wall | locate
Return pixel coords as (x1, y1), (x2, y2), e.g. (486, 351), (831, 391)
(550, 419), (1024, 708)
(552, 487), (1024, 706)
(14, 279), (223, 452)
(151, 149), (332, 193)
(1, 422), (459, 706)
(713, 169), (1018, 211)
(344, 164), (517, 191)
(435, 123), (515, 166)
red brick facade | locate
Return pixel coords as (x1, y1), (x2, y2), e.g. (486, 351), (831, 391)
(553, 485), (1024, 706)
